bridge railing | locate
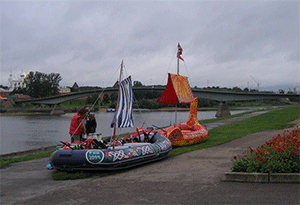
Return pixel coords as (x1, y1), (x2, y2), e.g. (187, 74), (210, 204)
(14, 86), (299, 105)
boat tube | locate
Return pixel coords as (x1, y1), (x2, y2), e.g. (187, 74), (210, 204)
(50, 127), (172, 171)
(157, 98), (209, 147)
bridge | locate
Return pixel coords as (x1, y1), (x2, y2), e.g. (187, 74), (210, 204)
(14, 86), (299, 116)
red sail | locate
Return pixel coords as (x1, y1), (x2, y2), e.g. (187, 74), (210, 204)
(157, 73), (196, 104)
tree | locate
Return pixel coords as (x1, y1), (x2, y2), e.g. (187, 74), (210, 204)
(24, 71), (62, 98)
(133, 81), (143, 87)
(102, 94), (110, 104)
(86, 94), (99, 105)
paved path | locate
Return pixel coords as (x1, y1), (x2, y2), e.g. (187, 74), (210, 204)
(1, 111), (299, 204)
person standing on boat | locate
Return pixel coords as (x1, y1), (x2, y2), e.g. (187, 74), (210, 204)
(83, 106), (97, 136)
(69, 108), (88, 142)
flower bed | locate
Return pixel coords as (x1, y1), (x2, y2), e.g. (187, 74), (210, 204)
(232, 126), (300, 173)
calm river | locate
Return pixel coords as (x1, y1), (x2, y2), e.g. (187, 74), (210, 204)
(0, 109), (259, 155)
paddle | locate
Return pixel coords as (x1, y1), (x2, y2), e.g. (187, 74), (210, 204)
(152, 125), (167, 133)
(59, 141), (74, 150)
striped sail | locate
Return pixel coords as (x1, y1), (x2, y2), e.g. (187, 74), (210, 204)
(111, 76), (134, 128)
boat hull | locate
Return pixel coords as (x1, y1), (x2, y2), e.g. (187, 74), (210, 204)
(158, 125), (208, 147)
(50, 133), (171, 171)
(157, 97), (209, 147)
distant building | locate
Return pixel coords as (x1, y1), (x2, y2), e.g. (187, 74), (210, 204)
(8, 73), (27, 91)
(59, 87), (71, 94)
(71, 82), (80, 92)
(289, 87), (300, 94)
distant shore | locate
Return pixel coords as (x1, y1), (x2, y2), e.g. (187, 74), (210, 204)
(0, 106), (221, 116)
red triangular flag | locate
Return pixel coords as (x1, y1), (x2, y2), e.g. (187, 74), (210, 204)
(177, 43), (184, 61)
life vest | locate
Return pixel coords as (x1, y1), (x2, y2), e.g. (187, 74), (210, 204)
(146, 129), (157, 142)
(69, 113), (84, 135)
(121, 127), (157, 143)
(86, 114), (97, 134)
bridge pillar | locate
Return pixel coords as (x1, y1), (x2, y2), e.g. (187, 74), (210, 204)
(215, 101), (231, 118)
(50, 104), (65, 115)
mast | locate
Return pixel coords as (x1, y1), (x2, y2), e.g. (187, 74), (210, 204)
(177, 44), (180, 76)
(175, 43), (184, 126)
(175, 43), (180, 125)
(112, 60), (123, 149)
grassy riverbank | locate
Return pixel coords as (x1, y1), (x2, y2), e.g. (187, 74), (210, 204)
(1, 106), (299, 180)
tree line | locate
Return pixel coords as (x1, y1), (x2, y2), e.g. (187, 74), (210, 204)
(11, 71), (62, 98)
(7, 71), (285, 108)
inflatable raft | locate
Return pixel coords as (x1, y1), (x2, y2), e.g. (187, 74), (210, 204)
(157, 98), (209, 147)
(50, 128), (172, 171)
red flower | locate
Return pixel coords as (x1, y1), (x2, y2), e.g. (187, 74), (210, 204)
(258, 155), (264, 161)
(257, 155), (264, 162)
(233, 156), (237, 160)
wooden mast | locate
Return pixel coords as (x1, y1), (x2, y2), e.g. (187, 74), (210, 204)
(112, 60), (123, 149)
(175, 43), (180, 126)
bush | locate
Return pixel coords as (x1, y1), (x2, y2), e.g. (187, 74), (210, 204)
(232, 126), (300, 173)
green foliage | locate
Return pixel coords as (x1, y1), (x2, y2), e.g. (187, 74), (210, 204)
(86, 94), (99, 105)
(0, 150), (54, 168)
(102, 93), (110, 104)
(23, 71), (62, 98)
(133, 81), (143, 87)
(60, 99), (86, 107)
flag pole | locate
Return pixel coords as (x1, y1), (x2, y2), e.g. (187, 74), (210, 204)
(112, 60), (123, 149)
(175, 43), (181, 126)
(177, 43), (180, 76)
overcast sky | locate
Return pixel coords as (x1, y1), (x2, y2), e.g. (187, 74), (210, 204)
(1, 0), (299, 92)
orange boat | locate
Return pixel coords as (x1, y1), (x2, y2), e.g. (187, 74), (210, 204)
(156, 44), (208, 147)
(157, 97), (209, 147)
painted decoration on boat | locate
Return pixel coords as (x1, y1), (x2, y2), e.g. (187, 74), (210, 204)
(157, 73), (196, 104)
(50, 129), (172, 171)
(86, 150), (104, 164)
(104, 145), (154, 162)
(157, 98), (209, 147)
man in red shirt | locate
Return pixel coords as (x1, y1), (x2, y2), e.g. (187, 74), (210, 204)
(69, 108), (88, 142)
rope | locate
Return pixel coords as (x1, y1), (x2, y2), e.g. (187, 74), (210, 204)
(70, 63), (123, 138)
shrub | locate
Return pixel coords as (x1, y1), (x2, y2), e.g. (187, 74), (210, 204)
(232, 126), (300, 173)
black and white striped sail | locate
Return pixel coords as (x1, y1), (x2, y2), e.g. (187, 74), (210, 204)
(110, 76), (134, 128)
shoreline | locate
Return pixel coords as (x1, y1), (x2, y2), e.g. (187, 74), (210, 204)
(0, 107), (218, 116)
(0, 106), (267, 116)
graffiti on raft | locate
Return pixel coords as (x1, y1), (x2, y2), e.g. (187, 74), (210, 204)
(104, 139), (171, 162)
(105, 145), (154, 162)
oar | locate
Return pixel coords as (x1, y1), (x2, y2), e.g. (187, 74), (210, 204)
(60, 141), (73, 150)
(152, 125), (167, 133)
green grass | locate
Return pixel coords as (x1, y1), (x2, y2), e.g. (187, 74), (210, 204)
(170, 106), (299, 158)
(60, 99), (88, 107)
(1, 106), (299, 180)
(0, 150), (54, 168)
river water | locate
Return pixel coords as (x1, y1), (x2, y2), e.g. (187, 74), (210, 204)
(0, 109), (259, 155)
